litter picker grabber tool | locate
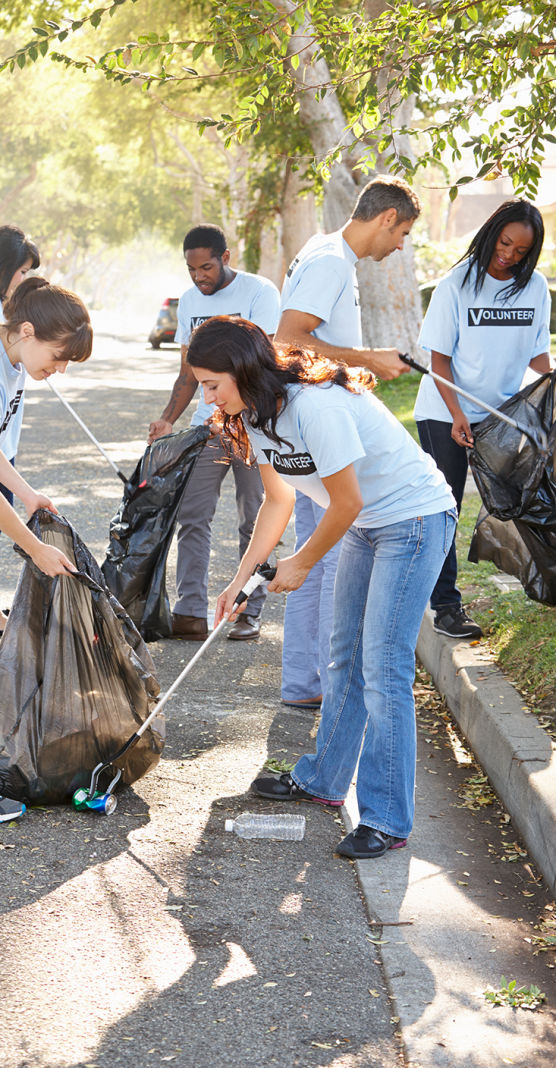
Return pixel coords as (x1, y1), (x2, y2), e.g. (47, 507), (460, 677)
(46, 379), (129, 484)
(398, 353), (548, 453)
(72, 562), (277, 815)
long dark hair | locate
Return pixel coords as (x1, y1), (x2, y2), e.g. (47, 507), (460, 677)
(3, 277), (92, 363)
(186, 316), (373, 459)
(459, 199), (544, 299)
(0, 225), (40, 302)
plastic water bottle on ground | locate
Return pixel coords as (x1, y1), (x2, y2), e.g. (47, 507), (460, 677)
(225, 812), (305, 840)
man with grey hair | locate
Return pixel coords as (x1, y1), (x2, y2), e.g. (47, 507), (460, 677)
(275, 175), (420, 710)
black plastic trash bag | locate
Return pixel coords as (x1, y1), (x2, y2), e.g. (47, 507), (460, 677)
(102, 425), (210, 641)
(0, 510), (164, 805)
(469, 370), (556, 523)
(469, 506), (556, 606)
(468, 370), (556, 605)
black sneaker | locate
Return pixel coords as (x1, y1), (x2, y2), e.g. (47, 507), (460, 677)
(0, 796), (26, 822)
(252, 772), (343, 807)
(433, 605), (483, 639)
(336, 825), (407, 859)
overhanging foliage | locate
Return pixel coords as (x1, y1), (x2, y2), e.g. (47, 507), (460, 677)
(2, 0), (556, 198)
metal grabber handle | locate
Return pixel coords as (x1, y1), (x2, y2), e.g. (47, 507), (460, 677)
(399, 353), (548, 451)
(133, 561), (278, 734)
(78, 563), (278, 808)
(47, 379), (129, 483)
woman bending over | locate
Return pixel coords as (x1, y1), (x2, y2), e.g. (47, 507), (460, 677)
(186, 316), (456, 860)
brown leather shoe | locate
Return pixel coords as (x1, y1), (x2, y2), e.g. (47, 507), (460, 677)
(227, 614), (261, 641)
(171, 614), (209, 640)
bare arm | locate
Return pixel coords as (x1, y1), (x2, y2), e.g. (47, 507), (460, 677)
(268, 465), (362, 592)
(148, 344), (199, 443)
(430, 350), (474, 447)
(215, 463), (363, 625)
(529, 352), (551, 374)
(275, 309), (410, 380)
(0, 494), (76, 576)
(214, 463), (296, 625)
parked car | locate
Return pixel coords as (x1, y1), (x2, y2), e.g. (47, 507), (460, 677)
(148, 297), (179, 349)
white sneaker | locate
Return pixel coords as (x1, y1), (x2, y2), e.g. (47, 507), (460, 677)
(0, 796), (26, 822)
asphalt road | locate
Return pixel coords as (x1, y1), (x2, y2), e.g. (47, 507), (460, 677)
(0, 331), (404, 1068)
(0, 327), (554, 1068)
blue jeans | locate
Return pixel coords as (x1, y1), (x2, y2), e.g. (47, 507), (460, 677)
(281, 492), (342, 702)
(292, 509), (457, 838)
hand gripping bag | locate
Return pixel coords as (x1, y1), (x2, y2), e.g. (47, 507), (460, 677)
(0, 510), (163, 805)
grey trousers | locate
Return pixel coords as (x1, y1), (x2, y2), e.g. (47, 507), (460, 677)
(174, 435), (266, 619)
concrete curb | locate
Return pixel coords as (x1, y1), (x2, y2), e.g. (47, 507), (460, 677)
(416, 607), (556, 895)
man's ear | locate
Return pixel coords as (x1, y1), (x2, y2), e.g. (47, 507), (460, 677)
(380, 208), (398, 228)
(222, 249), (231, 266)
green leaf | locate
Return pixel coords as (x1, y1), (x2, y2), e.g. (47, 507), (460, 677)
(32, 27), (49, 37)
(474, 160), (491, 179)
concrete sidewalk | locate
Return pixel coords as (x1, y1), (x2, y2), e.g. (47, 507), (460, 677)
(416, 610), (556, 896)
(343, 615), (556, 1068)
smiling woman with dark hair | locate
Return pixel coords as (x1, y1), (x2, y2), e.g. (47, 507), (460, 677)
(187, 315), (457, 860)
(0, 224), (40, 312)
(414, 198), (551, 640)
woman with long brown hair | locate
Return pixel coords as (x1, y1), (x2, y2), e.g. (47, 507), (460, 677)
(186, 316), (456, 859)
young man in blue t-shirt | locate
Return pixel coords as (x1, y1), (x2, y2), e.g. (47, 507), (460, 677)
(148, 224), (280, 641)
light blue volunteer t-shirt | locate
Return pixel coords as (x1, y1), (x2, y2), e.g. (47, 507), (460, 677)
(414, 261), (551, 424)
(281, 230), (362, 348)
(175, 270), (280, 426)
(0, 339), (26, 461)
(246, 382), (455, 528)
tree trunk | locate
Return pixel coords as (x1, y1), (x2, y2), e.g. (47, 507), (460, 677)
(271, 0), (422, 353)
(279, 161), (318, 276)
(258, 223), (283, 287)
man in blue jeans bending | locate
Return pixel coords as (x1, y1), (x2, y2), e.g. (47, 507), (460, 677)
(275, 176), (419, 708)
